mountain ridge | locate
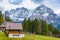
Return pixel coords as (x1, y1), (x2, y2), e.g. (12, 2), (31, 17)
(3, 5), (60, 29)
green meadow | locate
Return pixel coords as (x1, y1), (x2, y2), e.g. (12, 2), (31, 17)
(0, 32), (60, 40)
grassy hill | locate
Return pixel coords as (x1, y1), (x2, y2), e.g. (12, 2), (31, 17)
(0, 32), (60, 40)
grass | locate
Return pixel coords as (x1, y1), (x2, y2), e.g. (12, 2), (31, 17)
(0, 32), (60, 40)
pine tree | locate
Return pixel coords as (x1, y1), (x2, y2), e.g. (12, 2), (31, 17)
(52, 27), (60, 35)
(22, 18), (27, 32)
(5, 16), (11, 22)
(48, 24), (54, 35)
(0, 12), (4, 25)
(33, 18), (40, 34)
(48, 24), (54, 32)
(41, 20), (48, 35)
(27, 18), (32, 33)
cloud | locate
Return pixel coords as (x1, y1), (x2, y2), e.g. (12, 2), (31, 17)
(43, 0), (60, 14)
(44, 0), (60, 7)
(8, 0), (22, 5)
(1, 0), (39, 11)
(0, 0), (2, 2)
(31, 0), (43, 3)
(21, 0), (39, 9)
(1, 0), (60, 14)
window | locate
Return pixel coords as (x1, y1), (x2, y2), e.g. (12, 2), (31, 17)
(13, 34), (19, 36)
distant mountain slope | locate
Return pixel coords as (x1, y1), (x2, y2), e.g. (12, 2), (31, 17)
(3, 5), (60, 30)
(30, 5), (60, 29)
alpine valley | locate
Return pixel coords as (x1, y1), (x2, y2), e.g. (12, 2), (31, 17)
(3, 5), (60, 30)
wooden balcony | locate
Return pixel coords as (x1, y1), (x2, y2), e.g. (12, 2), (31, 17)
(8, 31), (24, 34)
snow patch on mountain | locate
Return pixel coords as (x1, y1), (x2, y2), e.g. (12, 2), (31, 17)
(3, 5), (60, 29)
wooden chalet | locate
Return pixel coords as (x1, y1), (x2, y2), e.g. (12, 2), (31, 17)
(5, 22), (24, 38)
(0, 24), (5, 32)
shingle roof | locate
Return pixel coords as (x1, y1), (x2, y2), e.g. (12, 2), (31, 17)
(6, 22), (23, 30)
(0, 24), (5, 28)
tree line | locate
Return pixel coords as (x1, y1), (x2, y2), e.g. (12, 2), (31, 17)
(22, 18), (60, 36)
(0, 11), (11, 25)
(0, 11), (60, 36)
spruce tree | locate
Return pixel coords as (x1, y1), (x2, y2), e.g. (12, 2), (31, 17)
(41, 20), (48, 35)
(22, 18), (27, 32)
(0, 12), (4, 25)
(48, 24), (54, 35)
(5, 17), (11, 22)
(33, 18), (40, 34)
(27, 18), (31, 33)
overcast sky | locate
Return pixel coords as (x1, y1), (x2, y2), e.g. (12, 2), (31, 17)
(0, 0), (60, 14)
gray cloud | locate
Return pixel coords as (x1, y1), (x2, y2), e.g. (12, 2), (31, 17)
(0, 0), (2, 1)
(8, 0), (22, 5)
(31, 0), (43, 3)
